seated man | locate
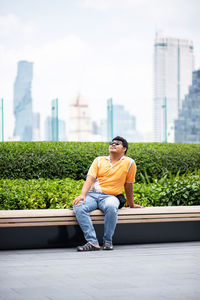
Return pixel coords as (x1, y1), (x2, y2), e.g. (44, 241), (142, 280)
(73, 136), (143, 251)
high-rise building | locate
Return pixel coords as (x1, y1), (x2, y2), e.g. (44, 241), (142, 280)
(174, 70), (200, 143)
(153, 34), (194, 142)
(68, 94), (92, 141)
(44, 117), (67, 141)
(97, 119), (106, 140)
(113, 104), (136, 138)
(98, 104), (142, 142)
(51, 98), (59, 141)
(113, 104), (143, 142)
(59, 119), (67, 141)
(44, 117), (52, 141)
(32, 113), (40, 141)
(92, 121), (98, 135)
(13, 61), (33, 141)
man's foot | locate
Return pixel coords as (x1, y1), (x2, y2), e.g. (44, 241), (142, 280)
(102, 241), (114, 250)
(77, 242), (100, 252)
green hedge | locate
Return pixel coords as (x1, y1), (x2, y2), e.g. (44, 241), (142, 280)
(133, 171), (200, 207)
(0, 178), (84, 210)
(0, 172), (199, 210)
(0, 142), (200, 182)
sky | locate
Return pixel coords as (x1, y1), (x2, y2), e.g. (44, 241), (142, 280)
(0, 0), (200, 140)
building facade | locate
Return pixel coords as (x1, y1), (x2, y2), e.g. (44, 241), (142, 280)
(153, 34), (194, 142)
(68, 94), (92, 141)
(98, 104), (142, 142)
(113, 104), (136, 138)
(174, 70), (200, 143)
(13, 61), (33, 141)
(32, 112), (40, 141)
(44, 116), (67, 141)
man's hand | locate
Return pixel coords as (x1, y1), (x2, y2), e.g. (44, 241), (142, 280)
(73, 194), (85, 206)
(129, 203), (144, 208)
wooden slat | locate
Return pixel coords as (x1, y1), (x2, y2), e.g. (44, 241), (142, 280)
(118, 213), (200, 219)
(116, 217), (200, 224)
(0, 221), (78, 227)
(0, 217), (77, 223)
(0, 209), (75, 218)
(118, 206), (200, 215)
(1, 213), (200, 224)
(1, 216), (200, 226)
(1, 206), (200, 218)
(2, 217), (200, 227)
(1, 206), (200, 228)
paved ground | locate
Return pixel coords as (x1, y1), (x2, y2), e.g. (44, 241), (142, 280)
(0, 241), (200, 300)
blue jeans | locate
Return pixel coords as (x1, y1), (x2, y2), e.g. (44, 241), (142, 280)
(73, 192), (120, 245)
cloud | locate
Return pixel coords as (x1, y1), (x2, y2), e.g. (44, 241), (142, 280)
(79, 0), (111, 11)
(79, 0), (145, 11)
(0, 14), (36, 38)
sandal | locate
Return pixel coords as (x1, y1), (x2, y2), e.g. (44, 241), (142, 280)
(77, 242), (100, 252)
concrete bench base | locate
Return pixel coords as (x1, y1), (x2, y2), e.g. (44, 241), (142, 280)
(1, 221), (200, 250)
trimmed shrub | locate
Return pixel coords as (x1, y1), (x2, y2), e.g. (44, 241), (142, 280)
(134, 171), (200, 207)
(0, 142), (107, 180)
(131, 143), (200, 181)
(0, 178), (84, 210)
(0, 172), (199, 210)
(0, 141), (199, 182)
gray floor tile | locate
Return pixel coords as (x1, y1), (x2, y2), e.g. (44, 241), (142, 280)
(0, 242), (200, 300)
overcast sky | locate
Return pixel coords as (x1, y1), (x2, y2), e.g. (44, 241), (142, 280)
(0, 0), (200, 140)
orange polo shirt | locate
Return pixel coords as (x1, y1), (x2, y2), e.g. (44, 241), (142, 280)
(87, 156), (136, 196)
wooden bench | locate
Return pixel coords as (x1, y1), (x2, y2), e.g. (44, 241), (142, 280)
(1, 206), (200, 250)
(1, 206), (200, 227)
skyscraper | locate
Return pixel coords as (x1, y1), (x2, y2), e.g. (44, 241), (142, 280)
(113, 104), (136, 138)
(13, 61), (33, 141)
(174, 70), (200, 143)
(44, 117), (67, 141)
(68, 94), (92, 141)
(153, 34), (194, 142)
(98, 104), (141, 142)
(32, 112), (40, 141)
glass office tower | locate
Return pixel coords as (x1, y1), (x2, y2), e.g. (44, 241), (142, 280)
(175, 70), (200, 143)
(13, 61), (33, 141)
(153, 34), (194, 142)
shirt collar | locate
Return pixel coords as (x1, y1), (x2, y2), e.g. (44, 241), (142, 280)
(106, 155), (125, 161)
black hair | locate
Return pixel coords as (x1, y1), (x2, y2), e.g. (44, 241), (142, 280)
(112, 136), (128, 154)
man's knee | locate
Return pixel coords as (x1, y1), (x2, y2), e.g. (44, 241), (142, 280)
(73, 202), (87, 214)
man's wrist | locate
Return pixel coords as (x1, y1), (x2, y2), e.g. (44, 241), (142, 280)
(128, 200), (134, 208)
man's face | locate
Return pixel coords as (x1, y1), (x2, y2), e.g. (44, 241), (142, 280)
(109, 140), (126, 155)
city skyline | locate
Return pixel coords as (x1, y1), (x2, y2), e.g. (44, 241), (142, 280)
(0, 0), (200, 141)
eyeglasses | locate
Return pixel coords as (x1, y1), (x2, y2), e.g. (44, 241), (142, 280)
(109, 141), (122, 146)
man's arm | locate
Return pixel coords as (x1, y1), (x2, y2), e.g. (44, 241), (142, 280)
(124, 182), (143, 208)
(73, 175), (95, 205)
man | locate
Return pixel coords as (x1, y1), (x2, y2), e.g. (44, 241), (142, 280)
(73, 136), (143, 252)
